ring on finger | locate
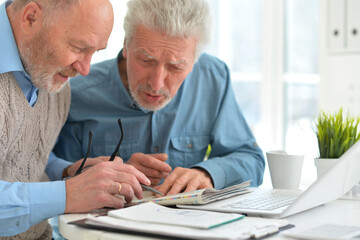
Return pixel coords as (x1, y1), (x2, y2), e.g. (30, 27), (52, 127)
(118, 183), (122, 194)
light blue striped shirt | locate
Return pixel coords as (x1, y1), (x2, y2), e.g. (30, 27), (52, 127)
(0, 1), (69, 236)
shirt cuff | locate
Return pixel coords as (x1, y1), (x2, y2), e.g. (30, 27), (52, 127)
(29, 181), (66, 226)
(192, 158), (226, 189)
(46, 152), (72, 181)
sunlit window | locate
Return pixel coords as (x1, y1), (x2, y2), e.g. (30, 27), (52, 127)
(206, 0), (320, 187)
(205, 0), (263, 127)
(284, 0), (319, 187)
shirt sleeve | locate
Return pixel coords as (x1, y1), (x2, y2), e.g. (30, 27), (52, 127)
(0, 180), (66, 236)
(191, 62), (265, 189)
(46, 152), (72, 181)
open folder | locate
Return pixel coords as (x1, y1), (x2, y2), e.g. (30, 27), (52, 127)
(72, 202), (291, 240)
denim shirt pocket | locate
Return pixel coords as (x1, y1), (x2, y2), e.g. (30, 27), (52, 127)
(169, 135), (210, 168)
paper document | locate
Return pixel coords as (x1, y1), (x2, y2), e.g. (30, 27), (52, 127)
(84, 212), (289, 240)
(131, 180), (251, 206)
(108, 202), (243, 229)
(282, 223), (360, 240)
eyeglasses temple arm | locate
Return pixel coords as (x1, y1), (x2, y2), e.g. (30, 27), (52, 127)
(75, 130), (93, 176)
(109, 118), (124, 161)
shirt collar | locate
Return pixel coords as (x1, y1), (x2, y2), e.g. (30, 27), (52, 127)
(0, 0), (27, 75)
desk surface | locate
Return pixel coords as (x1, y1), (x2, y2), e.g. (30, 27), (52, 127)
(59, 199), (360, 240)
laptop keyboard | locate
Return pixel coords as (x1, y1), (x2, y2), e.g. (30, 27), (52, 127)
(222, 191), (300, 210)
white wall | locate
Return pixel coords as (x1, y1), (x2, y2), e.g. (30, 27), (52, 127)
(320, 55), (360, 114)
(319, 0), (360, 115)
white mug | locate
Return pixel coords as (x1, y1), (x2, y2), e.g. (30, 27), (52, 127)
(266, 151), (304, 190)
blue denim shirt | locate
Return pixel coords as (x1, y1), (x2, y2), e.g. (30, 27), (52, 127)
(54, 52), (265, 189)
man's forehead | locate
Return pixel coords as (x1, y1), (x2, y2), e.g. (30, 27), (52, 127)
(134, 48), (187, 65)
(61, 0), (113, 46)
(62, 19), (110, 51)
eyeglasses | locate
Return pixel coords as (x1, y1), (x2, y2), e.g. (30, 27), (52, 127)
(75, 118), (124, 176)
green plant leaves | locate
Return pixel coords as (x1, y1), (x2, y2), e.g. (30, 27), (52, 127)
(315, 108), (360, 158)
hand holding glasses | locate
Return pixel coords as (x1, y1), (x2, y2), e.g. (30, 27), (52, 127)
(74, 118), (164, 196)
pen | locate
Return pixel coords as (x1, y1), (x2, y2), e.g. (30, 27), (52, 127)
(141, 184), (164, 196)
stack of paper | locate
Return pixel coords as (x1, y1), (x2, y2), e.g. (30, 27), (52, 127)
(79, 202), (289, 240)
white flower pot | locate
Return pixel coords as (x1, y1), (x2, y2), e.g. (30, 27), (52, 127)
(314, 158), (360, 200)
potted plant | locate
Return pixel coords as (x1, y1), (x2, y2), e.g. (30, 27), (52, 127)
(314, 108), (360, 178)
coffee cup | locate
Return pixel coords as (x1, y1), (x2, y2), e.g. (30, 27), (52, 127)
(266, 151), (304, 190)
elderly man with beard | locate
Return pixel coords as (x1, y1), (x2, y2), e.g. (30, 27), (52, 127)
(0, 0), (151, 239)
(54, 0), (265, 197)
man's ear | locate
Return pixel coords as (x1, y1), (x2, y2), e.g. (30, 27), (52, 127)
(21, 2), (43, 36)
(122, 39), (127, 59)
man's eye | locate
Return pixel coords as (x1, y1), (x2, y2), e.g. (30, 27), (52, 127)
(169, 65), (183, 72)
(72, 45), (86, 53)
(140, 59), (154, 65)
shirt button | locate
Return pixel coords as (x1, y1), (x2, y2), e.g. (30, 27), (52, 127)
(154, 146), (159, 152)
(187, 143), (193, 149)
(129, 103), (138, 109)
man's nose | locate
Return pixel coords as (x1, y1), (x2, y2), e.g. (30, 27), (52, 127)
(148, 66), (167, 92)
(72, 54), (92, 76)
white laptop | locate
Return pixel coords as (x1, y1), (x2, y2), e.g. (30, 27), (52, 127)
(177, 141), (360, 218)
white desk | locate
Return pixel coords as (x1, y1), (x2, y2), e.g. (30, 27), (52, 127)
(59, 199), (360, 240)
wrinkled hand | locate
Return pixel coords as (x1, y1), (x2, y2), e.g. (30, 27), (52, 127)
(126, 153), (172, 186)
(64, 159), (150, 213)
(66, 156), (113, 177)
(157, 167), (214, 196)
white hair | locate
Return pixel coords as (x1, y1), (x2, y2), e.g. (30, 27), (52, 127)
(123, 0), (212, 60)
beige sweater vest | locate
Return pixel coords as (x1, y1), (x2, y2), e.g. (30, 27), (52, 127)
(0, 73), (71, 240)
